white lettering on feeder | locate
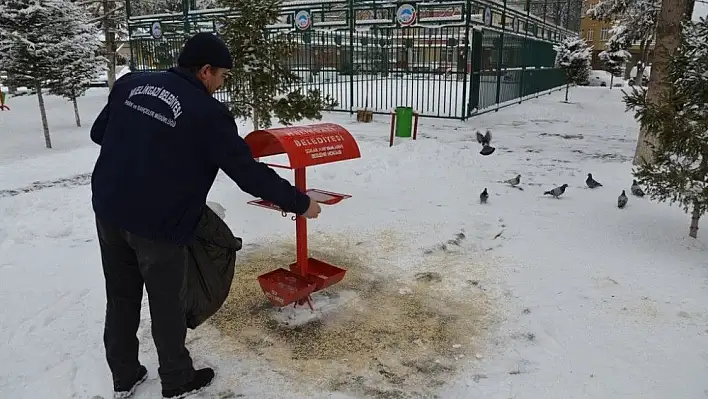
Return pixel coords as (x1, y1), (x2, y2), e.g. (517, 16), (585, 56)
(264, 290), (285, 305)
(300, 143), (345, 160)
(292, 134), (345, 147)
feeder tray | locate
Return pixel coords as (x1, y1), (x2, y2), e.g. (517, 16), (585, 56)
(289, 257), (347, 291)
(257, 268), (316, 307)
(305, 189), (351, 205)
(248, 188), (351, 211)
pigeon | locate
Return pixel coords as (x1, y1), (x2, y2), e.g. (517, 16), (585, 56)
(480, 145), (496, 156)
(476, 130), (492, 146)
(585, 173), (603, 188)
(476, 130), (496, 156)
(543, 184), (568, 198)
(630, 179), (645, 197)
(480, 188), (489, 204)
(503, 174), (521, 187)
(617, 190), (628, 209)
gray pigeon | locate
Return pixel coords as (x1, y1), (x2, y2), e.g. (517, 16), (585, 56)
(476, 130), (495, 156)
(480, 188), (489, 204)
(476, 130), (492, 146)
(631, 180), (645, 197)
(586, 173), (603, 188)
(544, 184), (568, 198)
(617, 190), (628, 208)
(504, 174), (521, 187)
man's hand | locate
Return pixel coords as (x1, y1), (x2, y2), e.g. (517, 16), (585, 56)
(302, 194), (322, 219)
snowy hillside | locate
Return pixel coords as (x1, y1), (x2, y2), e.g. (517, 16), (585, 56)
(1, 87), (707, 399)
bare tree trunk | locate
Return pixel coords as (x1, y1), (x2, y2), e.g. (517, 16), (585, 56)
(252, 108), (260, 131)
(633, 0), (687, 165)
(72, 96), (81, 127)
(684, 0), (695, 21)
(103, 0), (117, 90)
(7, 74), (17, 94)
(252, 108), (260, 161)
(689, 203), (700, 238)
(36, 82), (52, 149)
(564, 82), (569, 102)
(610, 74), (614, 89)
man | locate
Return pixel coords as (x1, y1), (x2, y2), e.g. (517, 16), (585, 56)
(90, 32), (322, 399)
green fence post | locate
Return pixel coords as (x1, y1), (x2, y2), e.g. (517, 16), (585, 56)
(125, 0), (135, 71)
(395, 107), (414, 138)
(518, 0), (531, 103)
(468, 29), (482, 114)
(460, 0), (472, 120)
(348, 0), (354, 115)
(494, 0), (508, 109)
(182, 0), (190, 35)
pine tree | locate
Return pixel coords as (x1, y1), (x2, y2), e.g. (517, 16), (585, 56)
(47, 2), (106, 127)
(623, 17), (708, 238)
(0, 0), (79, 149)
(586, 0), (659, 82)
(215, 0), (337, 130)
(599, 24), (632, 89)
(553, 36), (592, 102)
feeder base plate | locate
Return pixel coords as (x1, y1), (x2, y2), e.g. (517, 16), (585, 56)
(257, 268), (316, 307)
(289, 257), (347, 291)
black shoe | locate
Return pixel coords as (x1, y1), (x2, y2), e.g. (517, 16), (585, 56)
(114, 365), (148, 399)
(162, 368), (215, 399)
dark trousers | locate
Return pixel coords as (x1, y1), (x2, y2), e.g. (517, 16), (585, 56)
(96, 216), (194, 390)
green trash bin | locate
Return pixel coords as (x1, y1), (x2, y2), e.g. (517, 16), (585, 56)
(395, 106), (414, 138)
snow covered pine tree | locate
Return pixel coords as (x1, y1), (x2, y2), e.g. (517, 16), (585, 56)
(215, 0), (337, 130)
(599, 24), (632, 88)
(0, 0), (85, 148)
(47, 1), (106, 128)
(623, 17), (708, 238)
(586, 0), (659, 84)
(553, 36), (592, 102)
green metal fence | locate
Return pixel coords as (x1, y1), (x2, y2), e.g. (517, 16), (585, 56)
(125, 0), (579, 120)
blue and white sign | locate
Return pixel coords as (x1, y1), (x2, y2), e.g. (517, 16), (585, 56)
(151, 21), (163, 39)
(215, 20), (225, 35)
(483, 6), (492, 26)
(294, 10), (312, 31)
(395, 3), (417, 27)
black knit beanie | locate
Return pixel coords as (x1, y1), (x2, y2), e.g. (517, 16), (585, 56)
(177, 32), (233, 69)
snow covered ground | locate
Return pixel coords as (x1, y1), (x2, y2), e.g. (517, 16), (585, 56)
(1, 86), (707, 399)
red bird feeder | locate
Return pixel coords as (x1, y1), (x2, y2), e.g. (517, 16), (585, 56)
(243, 123), (361, 310)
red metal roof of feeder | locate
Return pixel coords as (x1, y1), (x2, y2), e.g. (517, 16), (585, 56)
(244, 123), (361, 169)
